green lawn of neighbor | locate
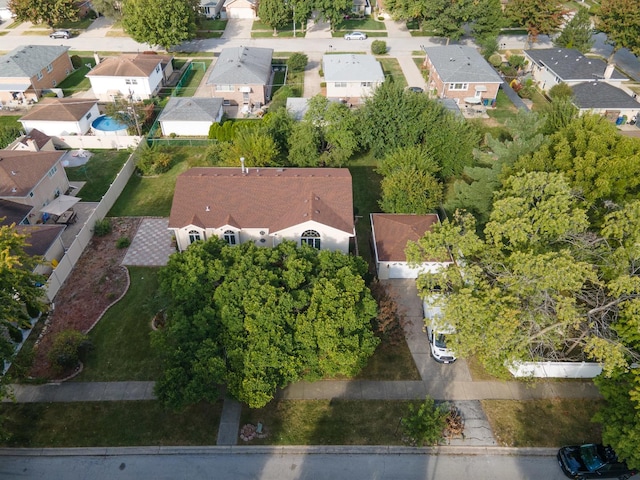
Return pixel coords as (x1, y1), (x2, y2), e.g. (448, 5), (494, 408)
(58, 58), (95, 96)
(0, 115), (21, 129)
(356, 335), (421, 380)
(0, 401), (222, 447)
(334, 18), (386, 31)
(75, 267), (165, 382)
(378, 57), (407, 87)
(486, 90), (519, 124)
(64, 150), (130, 202)
(172, 59), (212, 97)
(198, 18), (227, 30)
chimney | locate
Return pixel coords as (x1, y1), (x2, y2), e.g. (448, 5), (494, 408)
(604, 63), (615, 79)
(93, 52), (100, 65)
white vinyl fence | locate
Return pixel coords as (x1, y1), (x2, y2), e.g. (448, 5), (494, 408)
(508, 361), (603, 378)
(54, 135), (141, 150)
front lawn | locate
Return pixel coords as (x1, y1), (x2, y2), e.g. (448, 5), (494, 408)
(482, 398), (603, 447)
(378, 57), (407, 86)
(75, 267), (165, 382)
(240, 400), (409, 445)
(0, 401), (222, 447)
(56, 16), (94, 30)
(65, 150), (130, 202)
(198, 18), (227, 30)
(334, 18), (386, 31)
(356, 336), (421, 380)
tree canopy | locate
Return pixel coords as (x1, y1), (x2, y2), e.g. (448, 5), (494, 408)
(505, 0), (566, 42)
(122, 0), (199, 51)
(257, 0), (291, 35)
(9, 0), (77, 28)
(154, 238), (378, 409)
(597, 0), (640, 56)
(553, 7), (594, 53)
(314, 0), (351, 30)
(90, 0), (122, 19)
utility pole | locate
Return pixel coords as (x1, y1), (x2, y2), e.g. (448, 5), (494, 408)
(128, 90), (142, 137)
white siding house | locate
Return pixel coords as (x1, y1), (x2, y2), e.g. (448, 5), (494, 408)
(19, 98), (100, 136)
(159, 97), (225, 137)
(322, 54), (385, 101)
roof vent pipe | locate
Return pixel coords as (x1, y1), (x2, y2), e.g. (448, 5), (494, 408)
(240, 157), (246, 174)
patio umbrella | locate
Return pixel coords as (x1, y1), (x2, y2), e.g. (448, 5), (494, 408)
(40, 195), (80, 216)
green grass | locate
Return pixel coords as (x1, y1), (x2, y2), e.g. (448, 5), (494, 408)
(482, 399), (603, 447)
(240, 400), (409, 445)
(530, 89), (550, 112)
(252, 31), (297, 38)
(356, 336), (421, 380)
(332, 31), (387, 38)
(56, 16), (94, 29)
(58, 58), (95, 96)
(0, 115), (21, 129)
(252, 20), (291, 31)
(271, 69), (286, 97)
(0, 31), (8, 36)
(349, 152), (382, 269)
(378, 57), (407, 87)
(0, 401), (222, 447)
(75, 267), (165, 382)
(486, 90), (519, 124)
(198, 18), (227, 30)
(64, 150), (130, 202)
(109, 148), (207, 216)
(173, 59), (212, 97)
(334, 18), (386, 31)
(195, 31), (224, 39)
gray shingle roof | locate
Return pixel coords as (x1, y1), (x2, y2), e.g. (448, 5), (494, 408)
(423, 45), (503, 84)
(524, 48), (627, 82)
(322, 54), (385, 83)
(158, 97), (224, 122)
(571, 81), (640, 109)
(207, 47), (273, 85)
(0, 45), (70, 78)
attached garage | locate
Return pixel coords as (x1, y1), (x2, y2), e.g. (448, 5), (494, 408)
(371, 213), (452, 280)
(223, 0), (257, 18)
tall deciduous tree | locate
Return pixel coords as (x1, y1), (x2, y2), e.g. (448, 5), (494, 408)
(471, 0), (507, 40)
(505, 0), (566, 43)
(290, 0), (313, 35)
(421, 0), (475, 43)
(314, 0), (351, 31)
(597, 0), (640, 57)
(258, 0), (291, 35)
(91, 0), (122, 19)
(9, 0), (77, 28)
(553, 7), (594, 53)
(154, 239), (378, 409)
(122, 0), (198, 51)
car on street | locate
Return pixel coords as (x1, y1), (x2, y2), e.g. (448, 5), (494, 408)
(49, 30), (71, 39)
(344, 31), (367, 40)
(557, 444), (636, 479)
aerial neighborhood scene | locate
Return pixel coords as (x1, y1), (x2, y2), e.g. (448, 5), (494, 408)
(1, 0), (640, 477)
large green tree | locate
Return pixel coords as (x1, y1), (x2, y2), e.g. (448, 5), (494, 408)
(553, 7), (594, 53)
(505, 0), (566, 43)
(597, 0), (640, 57)
(9, 0), (77, 28)
(314, 0), (351, 31)
(90, 0), (122, 19)
(421, 0), (475, 43)
(154, 239), (378, 409)
(471, 0), (507, 40)
(122, 0), (199, 51)
(258, 0), (291, 35)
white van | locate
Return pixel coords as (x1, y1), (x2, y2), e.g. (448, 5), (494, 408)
(423, 297), (457, 364)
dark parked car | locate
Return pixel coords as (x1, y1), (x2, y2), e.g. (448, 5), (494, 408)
(49, 30), (70, 39)
(557, 444), (637, 479)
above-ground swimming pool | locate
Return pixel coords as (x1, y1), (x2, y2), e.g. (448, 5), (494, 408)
(91, 115), (129, 136)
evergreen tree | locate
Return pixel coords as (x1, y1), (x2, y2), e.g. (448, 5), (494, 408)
(554, 7), (594, 53)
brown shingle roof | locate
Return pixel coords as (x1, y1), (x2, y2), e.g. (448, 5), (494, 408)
(0, 199), (32, 225)
(16, 224), (65, 256)
(169, 167), (354, 234)
(19, 98), (98, 122)
(0, 150), (63, 197)
(87, 54), (171, 78)
(371, 213), (440, 262)
(17, 128), (52, 150)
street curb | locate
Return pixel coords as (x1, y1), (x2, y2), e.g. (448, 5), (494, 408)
(0, 446), (558, 457)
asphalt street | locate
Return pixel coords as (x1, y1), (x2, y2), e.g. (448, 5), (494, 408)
(0, 447), (572, 480)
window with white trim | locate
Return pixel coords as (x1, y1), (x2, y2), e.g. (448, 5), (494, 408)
(36, 72), (43, 81)
(188, 230), (201, 244)
(47, 165), (57, 177)
(448, 83), (468, 91)
(361, 81), (372, 87)
(125, 79), (138, 85)
(216, 84), (234, 92)
(301, 230), (321, 249)
(223, 230), (237, 245)
(46, 64), (53, 73)
(334, 82), (347, 88)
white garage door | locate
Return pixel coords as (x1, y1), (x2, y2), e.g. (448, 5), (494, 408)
(387, 263), (419, 279)
(227, 7), (255, 18)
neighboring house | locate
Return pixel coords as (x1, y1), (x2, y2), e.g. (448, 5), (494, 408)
(0, 0), (14, 21)
(7, 129), (56, 152)
(206, 46), (273, 109)
(322, 54), (385, 101)
(423, 45), (503, 107)
(0, 198), (31, 225)
(524, 48), (628, 91)
(200, 0), (224, 17)
(19, 98), (100, 136)
(222, 0), (257, 18)
(86, 54), (174, 102)
(352, 0), (372, 15)
(158, 97), (224, 136)
(0, 45), (73, 104)
(0, 150), (70, 223)
(570, 81), (640, 122)
(169, 167), (355, 253)
(370, 213), (452, 279)
(17, 224), (66, 275)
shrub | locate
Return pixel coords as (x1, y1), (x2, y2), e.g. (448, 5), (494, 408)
(287, 53), (308, 73)
(136, 144), (173, 175)
(548, 82), (573, 99)
(269, 85), (295, 111)
(518, 78), (536, 99)
(116, 237), (131, 249)
(478, 36), (499, 59)
(488, 53), (502, 67)
(70, 55), (83, 69)
(371, 40), (387, 55)
(48, 330), (92, 373)
(7, 324), (23, 343)
(401, 396), (450, 446)
(93, 218), (112, 237)
(508, 54), (526, 70)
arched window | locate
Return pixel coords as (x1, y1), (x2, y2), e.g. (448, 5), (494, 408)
(223, 230), (237, 245)
(188, 230), (201, 244)
(301, 230), (321, 249)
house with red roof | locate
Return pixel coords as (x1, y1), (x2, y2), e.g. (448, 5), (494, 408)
(19, 98), (100, 136)
(169, 167), (355, 253)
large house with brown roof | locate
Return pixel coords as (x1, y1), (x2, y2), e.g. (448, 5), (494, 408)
(19, 98), (100, 136)
(169, 167), (355, 253)
(0, 45), (73, 105)
(0, 150), (70, 223)
(370, 213), (453, 279)
(86, 54), (174, 101)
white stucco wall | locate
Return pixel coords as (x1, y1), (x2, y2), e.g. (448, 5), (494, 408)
(89, 67), (163, 101)
(160, 120), (214, 137)
(326, 81), (380, 99)
(21, 103), (100, 136)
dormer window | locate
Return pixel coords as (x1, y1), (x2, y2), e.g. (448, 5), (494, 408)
(223, 230), (237, 245)
(188, 230), (201, 244)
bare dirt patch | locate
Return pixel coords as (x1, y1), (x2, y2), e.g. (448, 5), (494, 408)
(29, 217), (142, 380)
